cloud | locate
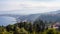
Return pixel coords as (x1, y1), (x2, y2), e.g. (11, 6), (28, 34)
(0, 0), (60, 14)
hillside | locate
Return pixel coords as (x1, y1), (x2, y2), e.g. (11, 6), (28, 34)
(0, 10), (60, 24)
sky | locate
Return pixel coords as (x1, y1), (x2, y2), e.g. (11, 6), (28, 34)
(0, 0), (60, 14)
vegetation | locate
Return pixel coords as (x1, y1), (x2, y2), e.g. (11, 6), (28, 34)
(0, 19), (60, 34)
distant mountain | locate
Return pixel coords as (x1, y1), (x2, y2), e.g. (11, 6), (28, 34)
(0, 14), (41, 22)
(0, 14), (22, 18)
(18, 10), (60, 22)
(37, 10), (60, 22)
(47, 10), (60, 14)
(0, 10), (60, 23)
(18, 14), (40, 22)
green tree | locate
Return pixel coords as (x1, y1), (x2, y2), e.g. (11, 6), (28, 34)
(47, 29), (54, 34)
(14, 26), (20, 34)
(33, 19), (45, 34)
(6, 24), (15, 32)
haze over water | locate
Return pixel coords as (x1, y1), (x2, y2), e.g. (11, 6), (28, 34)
(0, 16), (17, 26)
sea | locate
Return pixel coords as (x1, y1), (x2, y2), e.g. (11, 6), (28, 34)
(0, 16), (17, 26)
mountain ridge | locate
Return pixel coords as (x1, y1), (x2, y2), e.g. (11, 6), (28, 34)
(0, 10), (60, 23)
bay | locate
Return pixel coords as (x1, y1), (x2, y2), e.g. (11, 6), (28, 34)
(0, 16), (17, 26)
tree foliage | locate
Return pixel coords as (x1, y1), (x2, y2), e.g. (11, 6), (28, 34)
(0, 19), (60, 34)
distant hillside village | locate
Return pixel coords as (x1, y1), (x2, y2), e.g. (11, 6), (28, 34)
(48, 22), (60, 29)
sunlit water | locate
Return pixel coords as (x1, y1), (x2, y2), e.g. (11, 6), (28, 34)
(0, 16), (17, 26)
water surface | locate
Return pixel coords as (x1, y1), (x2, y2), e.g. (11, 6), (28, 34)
(0, 16), (17, 26)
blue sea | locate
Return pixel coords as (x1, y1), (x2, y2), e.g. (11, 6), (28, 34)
(0, 16), (17, 26)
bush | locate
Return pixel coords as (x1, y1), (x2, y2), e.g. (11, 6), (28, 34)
(0, 32), (10, 34)
(46, 28), (59, 34)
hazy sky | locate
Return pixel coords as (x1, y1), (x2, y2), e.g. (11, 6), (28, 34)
(0, 0), (60, 14)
